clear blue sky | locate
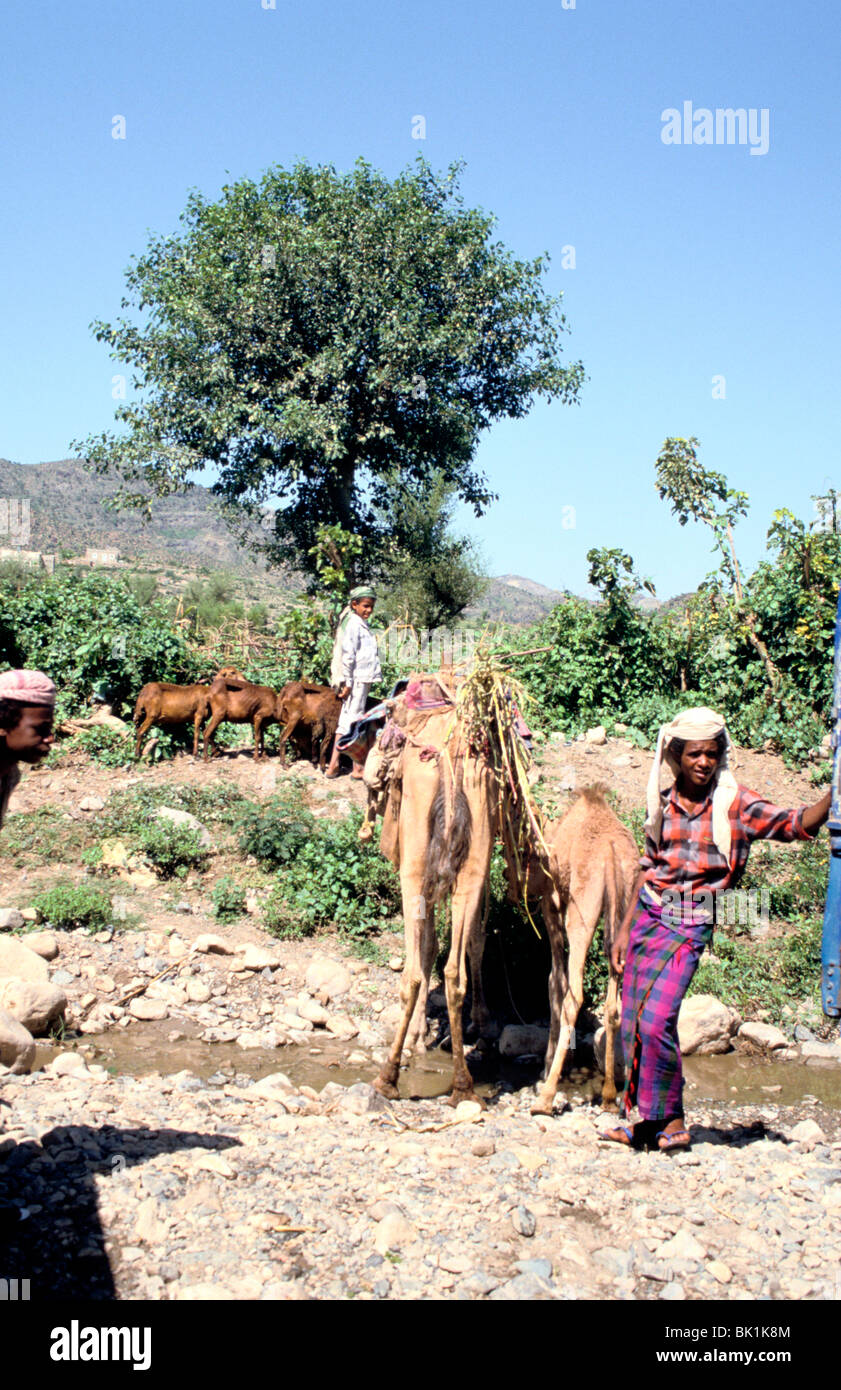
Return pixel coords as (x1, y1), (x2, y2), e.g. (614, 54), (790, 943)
(2, 0), (839, 598)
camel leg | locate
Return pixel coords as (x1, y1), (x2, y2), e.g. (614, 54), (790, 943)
(253, 715), (264, 760)
(318, 728), (334, 772)
(405, 899), (435, 1053)
(134, 715), (154, 760)
(466, 905), (495, 1040)
(601, 969), (622, 1109)
(532, 898), (590, 1116)
(192, 710), (205, 759)
(374, 883), (428, 1099)
(445, 854), (493, 1105)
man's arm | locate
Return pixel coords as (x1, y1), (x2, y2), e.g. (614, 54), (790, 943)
(611, 868), (648, 975)
(802, 789), (832, 835)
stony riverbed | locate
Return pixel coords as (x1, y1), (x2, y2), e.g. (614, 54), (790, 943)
(2, 923), (841, 1302)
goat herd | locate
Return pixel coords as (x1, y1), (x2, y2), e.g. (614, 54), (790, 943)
(132, 669), (342, 768)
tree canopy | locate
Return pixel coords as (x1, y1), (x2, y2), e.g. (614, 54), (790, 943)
(74, 157), (583, 585)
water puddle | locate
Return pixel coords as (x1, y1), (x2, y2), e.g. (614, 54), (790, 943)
(35, 1023), (841, 1109)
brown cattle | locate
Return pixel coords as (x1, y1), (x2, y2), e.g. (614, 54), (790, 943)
(202, 672), (280, 761)
(276, 681), (342, 771)
(133, 682), (211, 759)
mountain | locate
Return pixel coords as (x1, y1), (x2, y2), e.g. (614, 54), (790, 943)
(0, 457), (269, 574)
(463, 574), (570, 624)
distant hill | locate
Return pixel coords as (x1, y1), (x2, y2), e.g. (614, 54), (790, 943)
(0, 457), (270, 575)
(463, 574), (570, 624)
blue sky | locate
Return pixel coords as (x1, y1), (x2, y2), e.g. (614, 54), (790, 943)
(2, 0), (839, 598)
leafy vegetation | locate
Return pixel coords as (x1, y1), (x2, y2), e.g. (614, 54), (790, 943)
(31, 881), (113, 931)
(132, 822), (210, 878)
(211, 876), (247, 921)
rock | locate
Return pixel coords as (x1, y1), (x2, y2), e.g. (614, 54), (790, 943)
(305, 956), (352, 1000)
(0, 937), (49, 983)
(471, 1137), (496, 1157)
(0, 1007), (35, 1073)
(739, 1021), (788, 1050)
(336, 1082), (386, 1114)
(20, 908), (42, 924)
(79, 795), (105, 812)
(47, 1051), (90, 1077)
(611, 754), (635, 768)
(593, 1246), (634, 1278)
(193, 934), (235, 955)
(374, 1210), (417, 1254)
(238, 945), (280, 972)
(324, 1014), (359, 1040)
(707, 1260), (732, 1284)
(388, 956), (404, 972)
(585, 725), (607, 745)
(129, 997), (169, 1021)
(0, 909), (25, 931)
(51, 969), (74, 987)
(659, 1282), (686, 1301)
(186, 980), (212, 1004)
(0, 979), (67, 1034)
(614, 722), (628, 732)
(489, 1272), (554, 1300)
(295, 996), (329, 1026)
(800, 1040), (841, 1061)
(790, 1119), (826, 1150)
(154, 807), (212, 848)
(656, 1228), (706, 1262)
(593, 1026), (625, 1084)
(794, 1024), (815, 1043)
(499, 1024), (549, 1059)
(251, 1073), (296, 1102)
(677, 994), (741, 1055)
(454, 1100), (483, 1122)
(24, 931), (59, 960)
(512, 1205), (536, 1237)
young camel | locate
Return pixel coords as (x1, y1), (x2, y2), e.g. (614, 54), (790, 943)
(373, 708), (497, 1105)
(510, 788), (638, 1114)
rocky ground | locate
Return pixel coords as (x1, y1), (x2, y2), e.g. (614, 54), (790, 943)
(0, 733), (838, 1301)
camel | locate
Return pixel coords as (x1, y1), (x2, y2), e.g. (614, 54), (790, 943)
(133, 681), (210, 759)
(372, 700), (498, 1104)
(275, 681), (342, 771)
(502, 787), (638, 1113)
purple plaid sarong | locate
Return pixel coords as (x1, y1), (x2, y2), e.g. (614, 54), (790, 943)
(620, 899), (712, 1123)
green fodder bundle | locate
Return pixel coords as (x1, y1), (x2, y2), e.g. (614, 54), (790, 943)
(453, 649), (547, 923)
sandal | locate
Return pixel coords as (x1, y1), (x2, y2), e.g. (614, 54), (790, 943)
(656, 1127), (691, 1153)
(598, 1124), (640, 1148)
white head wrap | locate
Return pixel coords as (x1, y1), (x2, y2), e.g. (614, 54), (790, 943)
(644, 707), (739, 860)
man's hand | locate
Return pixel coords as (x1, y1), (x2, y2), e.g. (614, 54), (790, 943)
(611, 926), (631, 976)
(337, 684), (351, 701)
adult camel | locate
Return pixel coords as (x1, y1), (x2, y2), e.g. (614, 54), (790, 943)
(372, 695), (497, 1105)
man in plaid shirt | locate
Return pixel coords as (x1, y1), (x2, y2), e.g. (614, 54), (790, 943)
(602, 707), (830, 1153)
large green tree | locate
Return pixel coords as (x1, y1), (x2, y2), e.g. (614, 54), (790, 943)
(74, 158), (583, 580)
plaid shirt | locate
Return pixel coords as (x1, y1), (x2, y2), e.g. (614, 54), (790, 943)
(640, 782), (813, 903)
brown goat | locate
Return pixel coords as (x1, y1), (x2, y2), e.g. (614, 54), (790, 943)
(276, 681), (342, 771)
(133, 682), (211, 759)
(202, 672), (280, 761)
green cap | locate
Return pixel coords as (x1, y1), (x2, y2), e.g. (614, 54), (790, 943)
(349, 585), (376, 601)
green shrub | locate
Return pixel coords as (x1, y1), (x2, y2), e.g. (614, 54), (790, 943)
(236, 790), (315, 867)
(263, 808), (401, 939)
(101, 783), (251, 839)
(134, 822), (210, 878)
(31, 881), (113, 931)
(0, 807), (88, 865)
(50, 725), (134, 768)
(212, 876), (246, 921)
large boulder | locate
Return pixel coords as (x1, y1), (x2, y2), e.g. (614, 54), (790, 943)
(0, 1007), (35, 1073)
(23, 931), (59, 961)
(305, 955), (352, 1000)
(677, 994), (741, 1055)
(0, 978), (67, 1034)
(154, 807), (212, 849)
(499, 1024), (550, 1059)
(738, 1021), (788, 1051)
(0, 937), (49, 983)
(0, 909), (25, 931)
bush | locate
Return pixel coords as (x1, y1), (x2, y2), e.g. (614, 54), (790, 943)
(212, 876), (246, 921)
(236, 790), (316, 867)
(101, 783), (251, 839)
(50, 725), (134, 768)
(133, 822), (210, 878)
(263, 808), (401, 939)
(31, 881), (113, 931)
